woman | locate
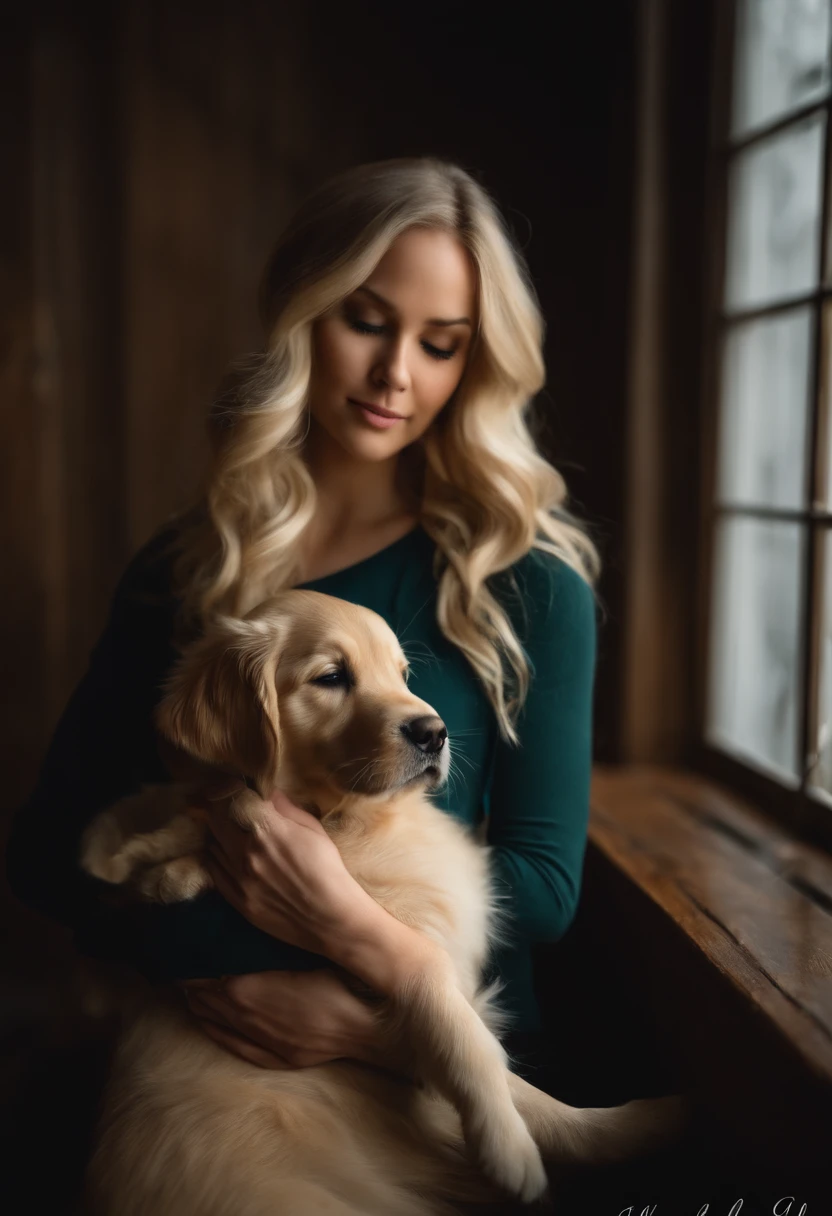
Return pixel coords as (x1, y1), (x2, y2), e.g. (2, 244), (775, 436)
(6, 155), (600, 1096)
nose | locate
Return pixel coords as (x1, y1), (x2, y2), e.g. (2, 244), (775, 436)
(401, 714), (447, 756)
(373, 336), (410, 395)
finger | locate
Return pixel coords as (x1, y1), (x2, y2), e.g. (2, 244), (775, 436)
(180, 978), (224, 1004)
(181, 976), (227, 991)
(268, 797), (324, 832)
(186, 990), (235, 1023)
(185, 989), (272, 1046)
(268, 788), (311, 818)
(203, 776), (247, 803)
(204, 834), (236, 872)
(203, 839), (242, 886)
(202, 851), (246, 911)
(187, 992), (290, 1061)
(197, 1018), (290, 1070)
(185, 984), (236, 1014)
(204, 810), (247, 859)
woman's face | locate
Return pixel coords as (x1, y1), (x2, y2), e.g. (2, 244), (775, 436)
(308, 227), (477, 461)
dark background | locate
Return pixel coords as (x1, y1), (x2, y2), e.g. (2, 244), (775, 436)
(1, 0), (645, 815)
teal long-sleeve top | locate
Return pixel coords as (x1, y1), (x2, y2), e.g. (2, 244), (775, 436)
(5, 521), (598, 1033)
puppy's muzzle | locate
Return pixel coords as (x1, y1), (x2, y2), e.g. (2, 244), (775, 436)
(401, 714), (449, 790)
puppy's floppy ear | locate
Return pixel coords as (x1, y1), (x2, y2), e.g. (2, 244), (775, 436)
(155, 616), (280, 798)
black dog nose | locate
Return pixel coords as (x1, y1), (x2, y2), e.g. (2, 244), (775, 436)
(401, 715), (447, 755)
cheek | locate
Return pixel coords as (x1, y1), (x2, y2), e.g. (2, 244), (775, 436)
(281, 692), (352, 758)
(313, 321), (367, 390)
(417, 360), (466, 421)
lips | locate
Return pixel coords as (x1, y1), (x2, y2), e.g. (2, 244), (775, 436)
(348, 399), (404, 420)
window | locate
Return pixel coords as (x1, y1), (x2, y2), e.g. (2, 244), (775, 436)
(703, 0), (832, 840)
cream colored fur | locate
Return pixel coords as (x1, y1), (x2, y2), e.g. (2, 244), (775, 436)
(80, 589), (687, 1215)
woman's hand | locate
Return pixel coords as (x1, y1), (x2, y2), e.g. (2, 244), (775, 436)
(203, 788), (369, 960)
(181, 969), (382, 1070)
(203, 785), (447, 999)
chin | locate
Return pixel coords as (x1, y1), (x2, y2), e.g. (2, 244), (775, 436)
(400, 766), (443, 793)
(339, 422), (404, 455)
(353, 441), (410, 466)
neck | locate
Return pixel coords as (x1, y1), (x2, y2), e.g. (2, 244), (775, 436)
(302, 420), (423, 532)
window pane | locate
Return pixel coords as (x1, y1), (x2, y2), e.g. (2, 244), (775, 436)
(724, 113), (824, 311)
(717, 308), (812, 508)
(732, 0), (831, 138)
(809, 529), (832, 796)
(707, 516), (806, 782)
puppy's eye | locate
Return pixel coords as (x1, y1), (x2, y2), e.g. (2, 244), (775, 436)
(311, 670), (348, 688)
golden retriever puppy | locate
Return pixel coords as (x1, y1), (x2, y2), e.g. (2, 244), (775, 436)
(80, 590), (686, 1216)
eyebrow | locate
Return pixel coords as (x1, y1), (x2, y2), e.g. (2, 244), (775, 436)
(354, 285), (472, 328)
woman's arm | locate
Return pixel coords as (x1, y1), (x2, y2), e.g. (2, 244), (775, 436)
(201, 790), (447, 998)
(150, 788), (446, 1073)
(4, 529), (180, 946)
(4, 529), (337, 983)
(486, 551), (598, 944)
(181, 969), (388, 1071)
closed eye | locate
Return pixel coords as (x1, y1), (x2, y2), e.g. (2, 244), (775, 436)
(311, 669), (351, 688)
(348, 319), (458, 362)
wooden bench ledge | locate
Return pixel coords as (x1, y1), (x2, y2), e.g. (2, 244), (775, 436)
(585, 764), (832, 1163)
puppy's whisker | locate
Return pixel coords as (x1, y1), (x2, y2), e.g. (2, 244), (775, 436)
(401, 642), (439, 670)
(401, 661), (428, 680)
(401, 639), (435, 658)
(403, 652), (437, 671)
(444, 758), (463, 800)
(348, 755), (386, 792)
(397, 594), (437, 642)
(401, 642), (435, 661)
(347, 760), (375, 789)
(448, 769), (464, 805)
(445, 752), (476, 802)
(450, 751), (476, 776)
(333, 754), (372, 773)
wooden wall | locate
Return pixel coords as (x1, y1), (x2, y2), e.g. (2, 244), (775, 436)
(1, 0), (640, 824)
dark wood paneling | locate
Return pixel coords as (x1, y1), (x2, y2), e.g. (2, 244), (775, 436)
(120, 1), (368, 549)
(0, 7), (129, 815)
(31, 7), (129, 713)
(0, 17), (43, 805)
(621, 0), (714, 765)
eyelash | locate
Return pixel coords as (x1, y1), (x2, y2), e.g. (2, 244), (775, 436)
(312, 670), (350, 688)
(312, 668), (408, 686)
(348, 319), (458, 362)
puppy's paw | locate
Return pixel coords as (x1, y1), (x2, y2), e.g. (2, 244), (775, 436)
(80, 816), (133, 884)
(466, 1102), (549, 1204)
(137, 856), (213, 903)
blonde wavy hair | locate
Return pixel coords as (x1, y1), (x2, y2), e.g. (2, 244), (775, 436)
(171, 156), (602, 746)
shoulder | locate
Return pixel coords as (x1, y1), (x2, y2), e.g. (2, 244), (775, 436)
(112, 521), (184, 616)
(514, 547), (595, 607)
(506, 550), (598, 704)
(496, 547), (598, 647)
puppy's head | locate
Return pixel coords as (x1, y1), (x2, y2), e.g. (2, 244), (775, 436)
(155, 590), (450, 812)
